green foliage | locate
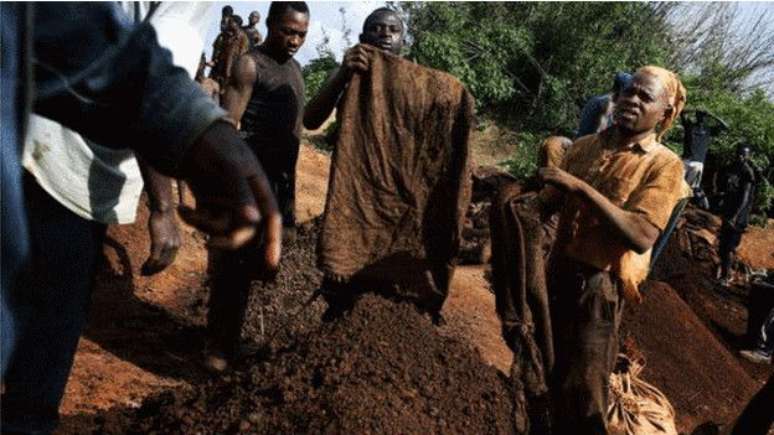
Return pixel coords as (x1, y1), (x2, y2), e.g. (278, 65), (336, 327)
(403, 2), (672, 133)
(401, 2), (773, 219)
(302, 54), (339, 103)
(499, 131), (541, 181)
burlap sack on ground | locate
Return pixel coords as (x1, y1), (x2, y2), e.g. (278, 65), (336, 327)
(318, 50), (474, 311)
(607, 355), (678, 435)
(489, 182), (554, 434)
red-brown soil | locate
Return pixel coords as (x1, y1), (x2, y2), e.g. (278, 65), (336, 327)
(53, 146), (772, 435)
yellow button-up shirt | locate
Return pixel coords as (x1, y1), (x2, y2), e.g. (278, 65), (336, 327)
(546, 130), (690, 301)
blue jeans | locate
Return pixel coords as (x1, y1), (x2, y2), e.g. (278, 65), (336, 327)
(1, 175), (106, 434)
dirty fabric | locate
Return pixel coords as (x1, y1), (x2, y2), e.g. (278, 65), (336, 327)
(318, 50), (474, 312)
(489, 183), (553, 434)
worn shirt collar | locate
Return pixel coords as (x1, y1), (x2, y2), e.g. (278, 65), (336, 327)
(601, 128), (659, 154)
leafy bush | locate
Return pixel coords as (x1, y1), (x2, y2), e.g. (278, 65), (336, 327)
(302, 54), (339, 103)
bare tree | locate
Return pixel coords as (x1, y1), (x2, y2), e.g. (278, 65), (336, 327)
(666, 3), (774, 93)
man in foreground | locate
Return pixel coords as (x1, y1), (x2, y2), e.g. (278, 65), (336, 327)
(538, 66), (688, 434)
(1, 3), (282, 432)
(211, 1), (310, 372)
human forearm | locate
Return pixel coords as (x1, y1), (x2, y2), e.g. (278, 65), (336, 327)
(577, 181), (660, 253)
(303, 67), (349, 130)
(138, 158), (175, 213)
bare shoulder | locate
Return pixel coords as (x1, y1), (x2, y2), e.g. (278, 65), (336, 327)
(232, 53), (258, 86)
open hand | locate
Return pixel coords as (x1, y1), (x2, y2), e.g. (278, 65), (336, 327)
(178, 121), (282, 274)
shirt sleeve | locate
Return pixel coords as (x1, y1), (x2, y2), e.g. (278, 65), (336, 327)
(31, 3), (225, 177)
(624, 156), (686, 231)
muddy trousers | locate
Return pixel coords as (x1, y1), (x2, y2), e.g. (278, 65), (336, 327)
(206, 237), (261, 359)
(549, 258), (624, 435)
(2, 176), (106, 434)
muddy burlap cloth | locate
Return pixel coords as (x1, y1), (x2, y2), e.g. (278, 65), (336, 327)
(317, 50), (474, 312)
(490, 182), (554, 434)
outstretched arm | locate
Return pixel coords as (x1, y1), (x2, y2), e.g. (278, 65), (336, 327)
(303, 44), (375, 130)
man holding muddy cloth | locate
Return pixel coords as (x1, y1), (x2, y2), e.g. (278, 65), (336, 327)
(208, 1), (309, 372)
(537, 66), (688, 434)
(307, 8), (474, 324)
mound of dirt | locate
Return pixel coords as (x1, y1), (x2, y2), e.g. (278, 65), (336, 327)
(130, 294), (515, 434)
(621, 280), (760, 431)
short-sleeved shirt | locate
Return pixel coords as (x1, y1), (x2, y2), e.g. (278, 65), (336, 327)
(545, 130), (689, 300)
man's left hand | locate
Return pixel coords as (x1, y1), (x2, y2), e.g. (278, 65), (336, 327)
(538, 167), (585, 194)
(141, 209), (181, 275)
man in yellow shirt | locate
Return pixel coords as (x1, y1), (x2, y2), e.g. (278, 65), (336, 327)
(538, 66), (688, 434)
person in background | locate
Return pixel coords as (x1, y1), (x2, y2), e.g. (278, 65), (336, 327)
(303, 7), (405, 131)
(209, 10), (249, 91)
(243, 10), (263, 49)
(577, 72), (633, 138)
(740, 305), (773, 365)
(680, 109), (728, 209)
(211, 1), (310, 373)
(716, 143), (756, 286)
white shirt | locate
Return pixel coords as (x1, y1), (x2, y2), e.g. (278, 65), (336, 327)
(22, 2), (214, 224)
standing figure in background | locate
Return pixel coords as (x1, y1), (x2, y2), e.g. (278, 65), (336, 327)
(243, 11), (263, 49)
(576, 72), (633, 138)
(209, 11), (249, 91)
(716, 143), (756, 286)
(680, 109), (728, 209)
(196, 52), (221, 104)
(208, 1), (310, 373)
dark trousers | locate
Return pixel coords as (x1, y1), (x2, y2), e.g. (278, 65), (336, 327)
(718, 222), (744, 279)
(2, 176), (106, 434)
(206, 237), (261, 358)
(251, 141), (299, 228)
(549, 257), (624, 435)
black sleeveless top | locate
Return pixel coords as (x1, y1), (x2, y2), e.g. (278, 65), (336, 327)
(240, 47), (304, 153)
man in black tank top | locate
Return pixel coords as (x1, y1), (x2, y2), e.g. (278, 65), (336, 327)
(207, 1), (309, 373)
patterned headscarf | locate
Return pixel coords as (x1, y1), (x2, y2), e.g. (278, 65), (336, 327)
(635, 66), (687, 141)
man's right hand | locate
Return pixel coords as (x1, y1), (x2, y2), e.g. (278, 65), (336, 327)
(178, 121), (282, 273)
(342, 44), (376, 74)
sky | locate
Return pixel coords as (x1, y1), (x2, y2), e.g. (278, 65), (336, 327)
(204, 1), (388, 65)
